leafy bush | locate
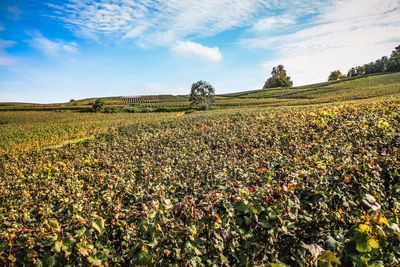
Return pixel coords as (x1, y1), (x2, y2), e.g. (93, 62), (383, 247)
(91, 99), (104, 113)
(103, 107), (118, 113)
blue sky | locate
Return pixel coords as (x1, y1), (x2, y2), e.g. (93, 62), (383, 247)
(0, 0), (399, 103)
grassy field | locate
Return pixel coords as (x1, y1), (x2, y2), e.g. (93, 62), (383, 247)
(0, 74), (400, 265)
(1, 72), (400, 112)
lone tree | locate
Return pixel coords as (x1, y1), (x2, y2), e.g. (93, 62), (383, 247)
(189, 80), (215, 110)
(328, 70), (343, 81)
(92, 98), (104, 112)
(263, 65), (293, 89)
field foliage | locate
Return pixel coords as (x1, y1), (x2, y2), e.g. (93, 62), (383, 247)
(1, 98), (400, 265)
(0, 112), (181, 155)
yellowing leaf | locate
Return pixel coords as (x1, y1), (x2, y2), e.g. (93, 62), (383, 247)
(317, 251), (341, 265)
(79, 248), (91, 257)
(54, 240), (62, 253)
(8, 254), (16, 262)
(359, 224), (371, 233)
(378, 215), (388, 225)
(356, 236), (372, 253)
(368, 237), (379, 249)
(87, 256), (102, 266)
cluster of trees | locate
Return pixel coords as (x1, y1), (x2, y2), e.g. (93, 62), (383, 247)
(263, 65), (293, 89)
(347, 45), (400, 78)
(328, 45), (400, 81)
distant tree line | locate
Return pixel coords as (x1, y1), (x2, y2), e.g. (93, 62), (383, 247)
(347, 45), (400, 78)
(328, 45), (400, 81)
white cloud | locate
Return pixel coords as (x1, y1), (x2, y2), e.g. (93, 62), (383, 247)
(28, 32), (78, 56)
(242, 0), (400, 85)
(41, 0), (400, 83)
(46, 0), (324, 46)
(43, 0), (331, 63)
(49, 0), (263, 43)
(320, 0), (399, 22)
(8, 5), (22, 20)
(123, 25), (148, 39)
(250, 15), (295, 32)
(172, 41), (222, 62)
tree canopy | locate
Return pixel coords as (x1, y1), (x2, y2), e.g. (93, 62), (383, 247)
(328, 70), (344, 81)
(189, 81), (215, 110)
(263, 65), (293, 89)
(92, 98), (104, 112)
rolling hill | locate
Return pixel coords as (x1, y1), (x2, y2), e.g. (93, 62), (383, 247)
(1, 72), (399, 112)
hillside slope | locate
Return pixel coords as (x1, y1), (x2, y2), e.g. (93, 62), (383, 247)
(1, 73), (399, 111)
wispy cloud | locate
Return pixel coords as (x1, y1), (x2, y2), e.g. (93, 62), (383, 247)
(0, 39), (17, 49)
(46, 0), (324, 45)
(250, 15), (295, 32)
(43, 0), (331, 63)
(0, 55), (16, 66)
(242, 0), (400, 85)
(0, 25), (4, 31)
(0, 39), (17, 65)
(172, 41), (222, 61)
(47, 0), (262, 45)
(7, 5), (22, 20)
(28, 32), (78, 56)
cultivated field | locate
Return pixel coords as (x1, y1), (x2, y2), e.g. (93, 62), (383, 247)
(0, 74), (400, 265)
(1, 72), (399, 112)
(0, 112), (182, 155)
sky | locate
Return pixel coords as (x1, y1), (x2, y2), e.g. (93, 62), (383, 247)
(0, 0), (399, 103)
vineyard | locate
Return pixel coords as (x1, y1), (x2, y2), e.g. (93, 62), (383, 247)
(121, 95), (187, 104)
(1, 97), (400, 265)
(1, 73), (400, 265)
(0, 112), (181, 156)
(1, 73), (399, 113)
